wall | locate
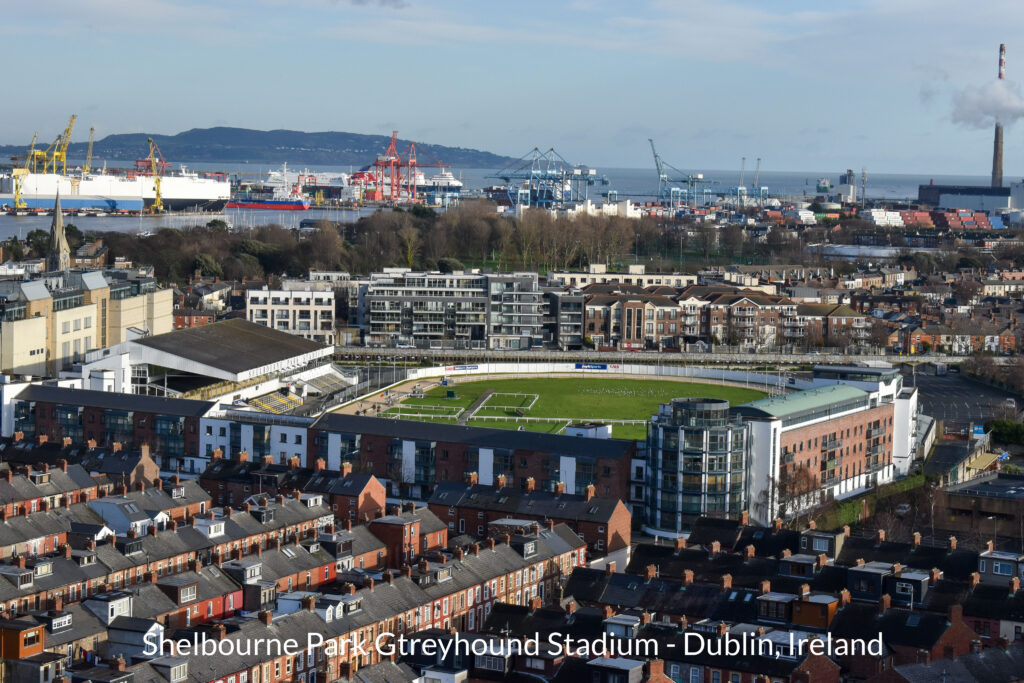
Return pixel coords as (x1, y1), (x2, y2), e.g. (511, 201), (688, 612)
(0, 317), (47, 376)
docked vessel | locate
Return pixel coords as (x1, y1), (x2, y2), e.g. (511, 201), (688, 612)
(816, 177), (833, 193)
(0, 167), (230, 212)
(227, 163), (311, 210)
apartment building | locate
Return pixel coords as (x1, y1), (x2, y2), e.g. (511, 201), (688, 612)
(10, 385), (213, 472)
(548, 263), (696, 289)
(363, 268), (542, 349)
(542, 288), (584, 349)
(790, 304), (870, 346)
(644, 398), (750, 535)
(311, 413), (637, 500)
(246, 282), (336, 344)
(585, 291), (683, 350)
(705, 291), (797, 348)
(735, 385), (898, 526)
(0, 271), (171, 376)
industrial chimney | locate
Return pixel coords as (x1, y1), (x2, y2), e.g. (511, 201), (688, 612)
(992, 43), (1006, 187)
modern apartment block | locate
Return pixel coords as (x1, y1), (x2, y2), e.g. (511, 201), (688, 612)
(641, 368), (918, 535)
(246, 282), (336, 344)
(0, 270), (172, 376)
(735, 385), (898, 526)
(644, 398), (750, 534)
(364, 268), (542, 349)
(542, 288), (584, 349)
(548, 263), (696, 289)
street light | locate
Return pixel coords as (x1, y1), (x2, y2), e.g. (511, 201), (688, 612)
(988, 515), (999, 549)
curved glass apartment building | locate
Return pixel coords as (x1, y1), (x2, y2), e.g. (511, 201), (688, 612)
(644, 398), (748, 535)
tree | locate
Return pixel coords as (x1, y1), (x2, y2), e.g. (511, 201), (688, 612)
(206, 219), (230, 232)
(64, 223), (84, 251)
(436, 257), (464, 273)
(399, 227), (420, 269)
(952, 279), (982, 304)
(191, 253), (223, 278)
(869, 320), (893, 349)
(721, 224), (744, 257)
(26, 230), (49, 257)
(3, 238), (24, 262)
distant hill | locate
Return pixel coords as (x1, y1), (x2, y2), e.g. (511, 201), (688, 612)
(0, 127), (519, 169)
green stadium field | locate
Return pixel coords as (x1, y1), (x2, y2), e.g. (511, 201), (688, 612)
(378, 377), (767, 441)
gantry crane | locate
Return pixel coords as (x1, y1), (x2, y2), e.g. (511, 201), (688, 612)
(648, 138), (712, 207)
(84, 127), (95, 174)
(488, 147), (608, 208)
(39, 115), (77, 174)
(10, 133), (37, 210)
(147, 138), (164, 213)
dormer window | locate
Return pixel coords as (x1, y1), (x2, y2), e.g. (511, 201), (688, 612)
(33, 562), (52, 577)
(171, 487), (185, 499)
(180, 585), (197, 603)
(50, 614), (72, 632)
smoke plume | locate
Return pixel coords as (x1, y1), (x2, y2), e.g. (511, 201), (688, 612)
(952, 78), (1024, 129)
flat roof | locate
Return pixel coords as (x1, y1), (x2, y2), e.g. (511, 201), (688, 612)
(947, 473), (1024, 500)
(16, 385), (214, 418)
(733, 385), (868, 421)
(133, 318), (329, 376)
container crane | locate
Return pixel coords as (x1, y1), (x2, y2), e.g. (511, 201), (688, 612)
(147, 137), (164, 213)
(647, 138), (712, 207)
(487, 147), (608, 208)
(84, 127), (95, 174)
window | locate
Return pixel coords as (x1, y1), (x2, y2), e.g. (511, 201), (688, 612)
(280, 434), (288, 443)
(994, 562), (1014, 576)
(895, 582), (913, 595)
(477, 655), (505, 672)
(813, 537), (829, 552)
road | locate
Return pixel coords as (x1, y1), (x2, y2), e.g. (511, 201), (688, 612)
(908, 373), (1019, 425)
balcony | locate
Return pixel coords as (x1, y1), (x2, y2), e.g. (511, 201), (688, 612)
(867, 443), (885, 457)
(821, 438), (842, 452)
(867, 426), (885, 438)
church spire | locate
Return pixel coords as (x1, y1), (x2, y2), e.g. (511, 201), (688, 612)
(47, 192), (70, 272)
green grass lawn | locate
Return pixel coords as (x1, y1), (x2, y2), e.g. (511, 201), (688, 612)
(373, 377), (767, 440)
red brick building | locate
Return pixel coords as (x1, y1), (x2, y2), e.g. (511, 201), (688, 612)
(173, 309), (215, 330)
(428, 477), (632, 554)
(367, 505), (448, 569)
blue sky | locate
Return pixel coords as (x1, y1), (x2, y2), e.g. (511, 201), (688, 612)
(3, 0), (1024, 174)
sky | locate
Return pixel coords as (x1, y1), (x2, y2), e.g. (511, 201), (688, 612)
(3, 0), (1024, 175)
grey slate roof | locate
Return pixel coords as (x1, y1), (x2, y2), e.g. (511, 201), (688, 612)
(15, 385), (214, 418)
(429, 482), (623, 523)
(312, 413), (636, 458)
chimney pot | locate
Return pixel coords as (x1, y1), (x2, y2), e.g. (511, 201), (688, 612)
(877, 594), (891, 614)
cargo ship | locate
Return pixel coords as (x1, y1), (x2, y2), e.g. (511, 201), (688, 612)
(227, 163), (311, 210)
(0, 167), (230, 212)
